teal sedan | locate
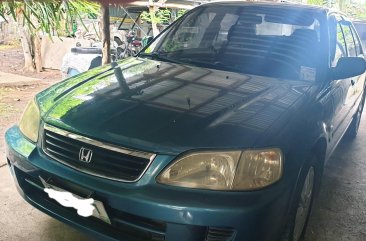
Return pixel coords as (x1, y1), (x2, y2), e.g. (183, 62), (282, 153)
(5, 2), (366, 241)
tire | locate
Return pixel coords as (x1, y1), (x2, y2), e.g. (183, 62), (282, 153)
(346, 93), (365, 139)
(116, 46), (125, 60)
(281, 155), (320, 241)
(114, 37), (123, 46)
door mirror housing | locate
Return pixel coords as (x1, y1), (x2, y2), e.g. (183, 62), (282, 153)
(331, 57), (366, 80)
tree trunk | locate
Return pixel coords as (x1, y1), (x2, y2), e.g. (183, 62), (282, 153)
(33, 34), (42, 72)
(149, 0), (166, 37)
(17, 21), (35, 72)
(149, 0), (159, 38)
(101, 4), (111, 65)
(339, 0), (345, 11)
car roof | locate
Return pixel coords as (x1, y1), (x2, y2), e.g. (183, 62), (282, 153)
(201, 1), (330, 14)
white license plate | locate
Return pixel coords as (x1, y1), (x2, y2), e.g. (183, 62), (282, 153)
(39, 176), (111, 224)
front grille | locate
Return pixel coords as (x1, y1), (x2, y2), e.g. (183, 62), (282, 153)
(42, 124), (156, 182)
(206, 227), (236, 241)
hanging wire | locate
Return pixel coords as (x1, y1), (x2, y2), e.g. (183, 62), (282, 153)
(118, 5), (148, 36)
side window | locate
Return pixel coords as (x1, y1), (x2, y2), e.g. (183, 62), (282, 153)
(341, 23), (357, 57)
(350, 26), (363, 55)
(331, 22), (347, 67)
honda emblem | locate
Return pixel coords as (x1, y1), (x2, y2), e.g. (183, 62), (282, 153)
(79, 147), (93, 163)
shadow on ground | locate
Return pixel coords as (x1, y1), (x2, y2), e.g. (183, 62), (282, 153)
(304, 113), (366, 241)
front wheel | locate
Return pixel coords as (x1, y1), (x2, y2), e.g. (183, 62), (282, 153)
(281, 157), (319, 241)
(292, 166), (314, 241)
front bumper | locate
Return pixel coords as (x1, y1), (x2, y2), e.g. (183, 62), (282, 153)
(5, 125), (294, 241)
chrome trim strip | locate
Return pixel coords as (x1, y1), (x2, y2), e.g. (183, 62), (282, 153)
(44, 124), (156, 160)
(43, 123), (157, 183)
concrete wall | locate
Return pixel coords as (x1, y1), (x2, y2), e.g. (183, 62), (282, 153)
(41, 37), (92, 70)
(0, 18), (18, 44)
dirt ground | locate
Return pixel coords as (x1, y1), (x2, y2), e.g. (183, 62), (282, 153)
(1, 45), (366, 241)
(0, 46), (60, 165)
(0, 45), (61, 80)
(0, 83), (54, 164)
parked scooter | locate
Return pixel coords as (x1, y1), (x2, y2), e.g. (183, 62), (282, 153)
(116, 30), (143, 60)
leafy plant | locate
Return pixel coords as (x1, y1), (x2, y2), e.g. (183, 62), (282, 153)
(141, 8), (186, 25)
(0, 0), (100, 37)
(307, 0), (328, 6)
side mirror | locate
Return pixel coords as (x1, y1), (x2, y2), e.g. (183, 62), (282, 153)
(331, 57), (366, 80)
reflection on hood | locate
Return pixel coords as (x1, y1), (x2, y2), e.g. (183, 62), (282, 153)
(39, 58), (312, 154)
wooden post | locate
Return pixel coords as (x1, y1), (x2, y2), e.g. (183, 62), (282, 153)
(101, 3), (111, 65)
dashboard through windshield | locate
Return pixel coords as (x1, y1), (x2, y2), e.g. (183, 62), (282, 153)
(141, 5), (324, 81)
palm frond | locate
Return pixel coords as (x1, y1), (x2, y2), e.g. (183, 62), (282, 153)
(0, 0), (100, 37)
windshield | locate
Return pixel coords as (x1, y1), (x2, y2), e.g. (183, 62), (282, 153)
(141, 5), (324, 81)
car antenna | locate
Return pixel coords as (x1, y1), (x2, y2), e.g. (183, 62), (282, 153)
(111, 62), (130, 92)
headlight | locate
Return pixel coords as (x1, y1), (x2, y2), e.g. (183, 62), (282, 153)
(19, 99), (41, 143)
(157, 149), (282, 191)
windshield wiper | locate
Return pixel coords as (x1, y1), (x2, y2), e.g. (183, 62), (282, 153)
(138, 52), (180, 64)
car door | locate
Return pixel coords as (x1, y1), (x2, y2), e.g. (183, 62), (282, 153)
(324, 15), (359, 154)
(347, 23), (366, 112)
(340, 20), (364, 106)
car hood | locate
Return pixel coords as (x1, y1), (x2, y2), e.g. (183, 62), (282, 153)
(37, 57), (313, 155)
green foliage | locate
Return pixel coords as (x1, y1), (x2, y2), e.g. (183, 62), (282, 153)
(343, 3), (366, 20)
(0, 4), (9, 22)
(162, 39), (182, 52)
(177, 9), (186, 19)
(62, 0), (100, 36)
(141, 8), (187, 25)
(306, 0), (366, 21)
(307, 0), (327, 6)
(155, 9), (171, 24)
(0, 0), (100, 37)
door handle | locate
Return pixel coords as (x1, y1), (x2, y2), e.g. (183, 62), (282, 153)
(351, 79), (355, 86)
